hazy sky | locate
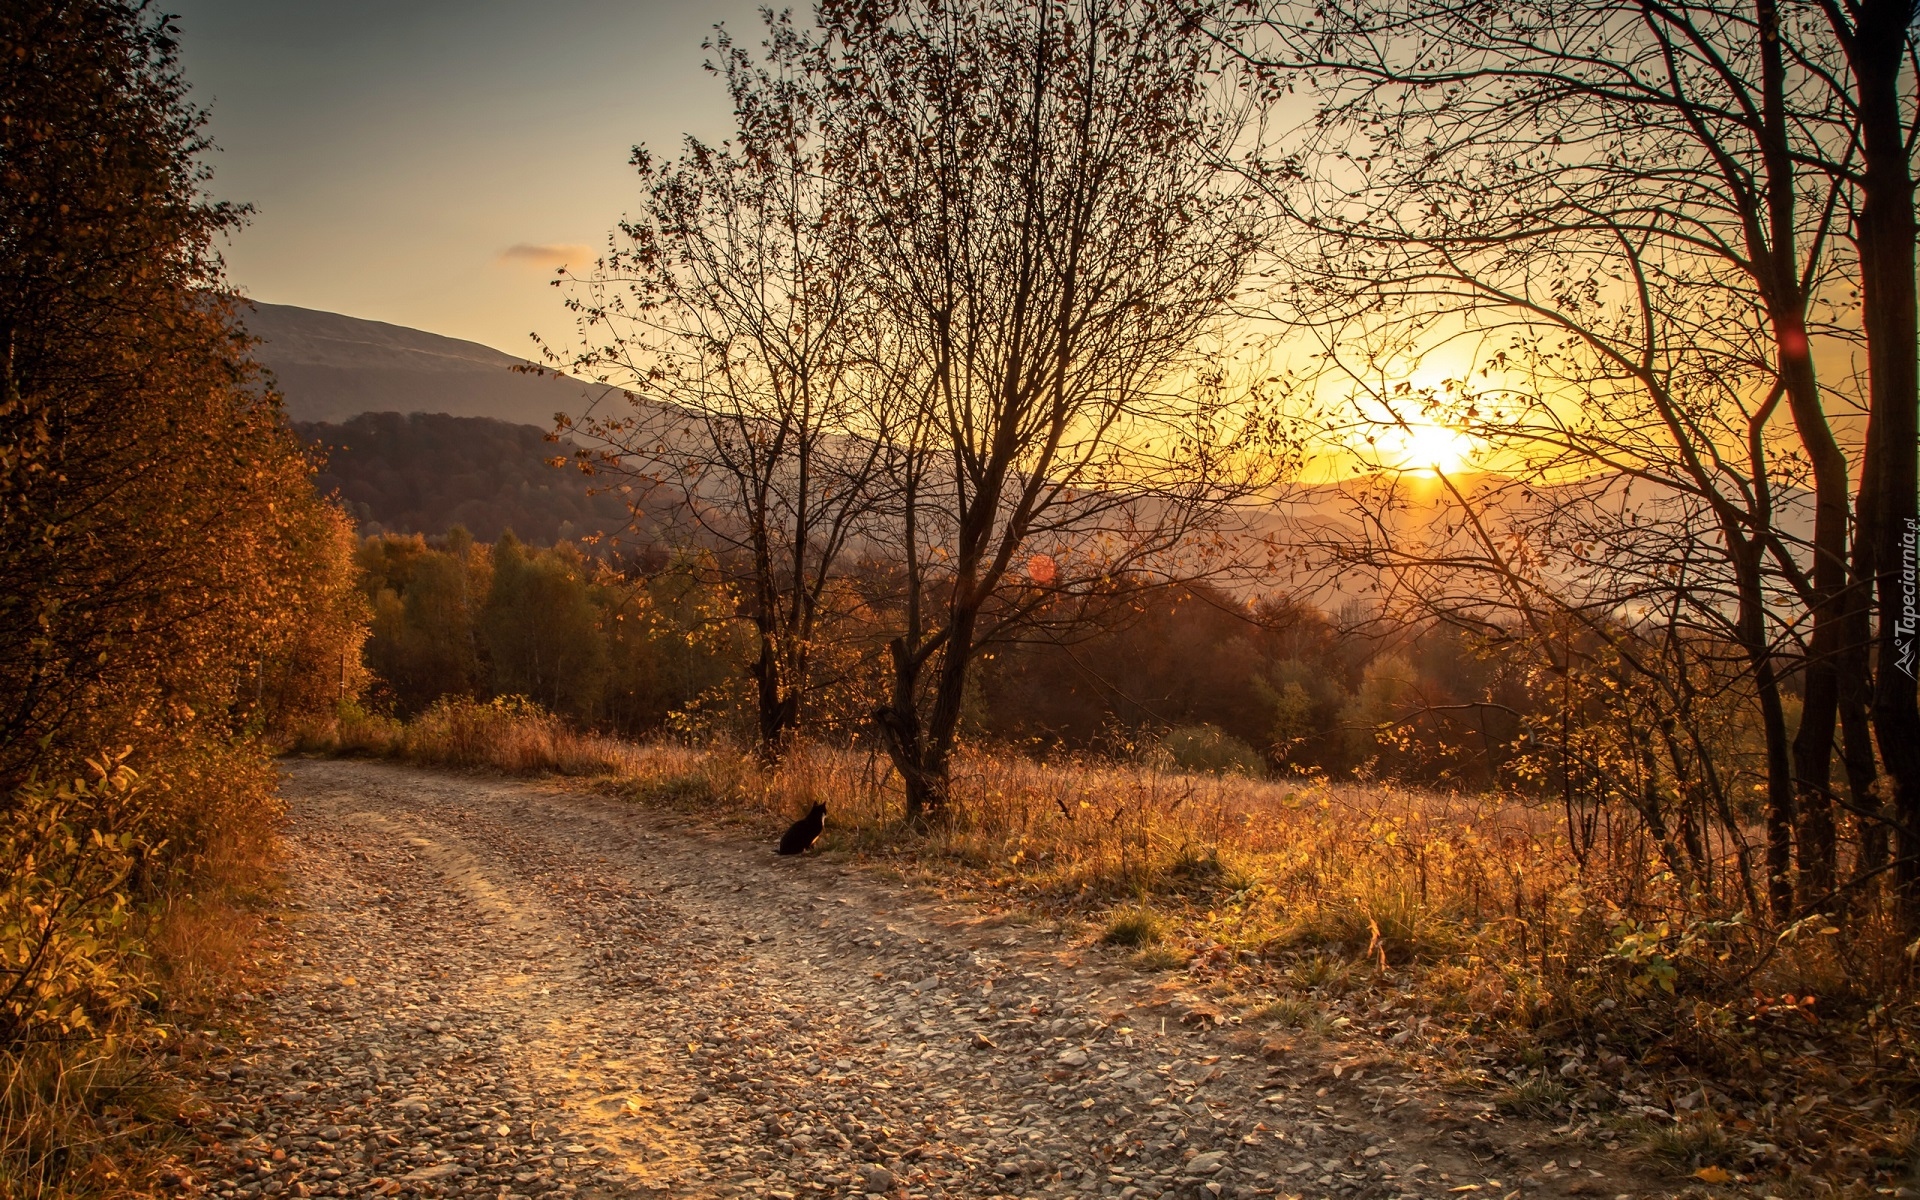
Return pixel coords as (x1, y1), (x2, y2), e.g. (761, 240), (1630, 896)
(172, 0), (765, 357)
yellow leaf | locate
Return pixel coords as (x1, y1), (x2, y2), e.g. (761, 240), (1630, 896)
(1693, 1166), (1732, 1184)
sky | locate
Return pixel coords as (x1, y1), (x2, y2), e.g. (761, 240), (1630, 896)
(171, 0), (765, 358)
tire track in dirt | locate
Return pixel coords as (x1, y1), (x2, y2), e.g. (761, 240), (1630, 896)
(189, 759), (1652, 1200)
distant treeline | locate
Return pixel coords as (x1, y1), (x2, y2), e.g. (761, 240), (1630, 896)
(357, 530), (1527, 785)
(980, 590), (1528, 783)
(300, 412), (635, 545)
(357, 532), (745, 734)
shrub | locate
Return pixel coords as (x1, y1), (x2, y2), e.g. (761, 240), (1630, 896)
(0, 3), (368, 1189)
(1159, 725), (1266, 777)
(0, 758), (150, 1047)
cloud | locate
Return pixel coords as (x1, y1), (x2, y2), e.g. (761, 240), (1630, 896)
(498, 242), (591, 270)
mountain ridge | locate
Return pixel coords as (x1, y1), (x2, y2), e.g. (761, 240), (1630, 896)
(239, 299), (608, 428)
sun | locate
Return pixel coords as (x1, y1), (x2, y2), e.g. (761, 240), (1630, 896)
(1378, 421), (1479, 475)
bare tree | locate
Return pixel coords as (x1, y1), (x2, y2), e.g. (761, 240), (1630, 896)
(553, 14), (893, 760)
(821, 0), (1285, 820)
(1229, 0), (1910, 920)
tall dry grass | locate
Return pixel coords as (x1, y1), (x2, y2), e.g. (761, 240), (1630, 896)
(300, 697), (1919, 1182)
(0, 752), (287, 1200)
(292, 696), (698, 779)
(302, 698), (1908, 1004)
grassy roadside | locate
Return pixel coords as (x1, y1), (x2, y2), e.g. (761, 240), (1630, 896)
(1, 772), (286, 1200)
(293, 697), (1919, 1194)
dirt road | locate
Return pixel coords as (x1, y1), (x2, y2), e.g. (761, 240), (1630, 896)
(191, 759), (1638, 1200)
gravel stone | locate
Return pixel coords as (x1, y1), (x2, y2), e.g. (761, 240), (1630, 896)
(181, 760), (1620, 1200)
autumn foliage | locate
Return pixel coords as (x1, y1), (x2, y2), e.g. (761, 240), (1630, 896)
(0, 1), (366, 1189)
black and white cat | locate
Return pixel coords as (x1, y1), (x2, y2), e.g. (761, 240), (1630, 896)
(777, 803), (826, 855)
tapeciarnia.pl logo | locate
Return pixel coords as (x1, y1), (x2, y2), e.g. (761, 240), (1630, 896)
(1900, 518), (1918, 680)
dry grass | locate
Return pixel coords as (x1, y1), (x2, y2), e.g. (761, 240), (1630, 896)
(1248, 995), (1318, 1028)
(0, 758), (287, 1199)
(1101, 906), (1167, 947)
(1, 946), (246, 1200)
(293, 696), (695, 781)
(1646, 1110), (1734, 1170)
(297, 699), (1920, 1186)
(1492, 1073), (1575, 1120)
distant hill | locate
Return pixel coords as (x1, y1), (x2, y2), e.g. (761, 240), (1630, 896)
(241, 300), (609, 428)
(298, 413), (635, 546)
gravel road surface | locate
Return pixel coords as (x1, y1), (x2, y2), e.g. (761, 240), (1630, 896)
(190, 759), (1642, 1200)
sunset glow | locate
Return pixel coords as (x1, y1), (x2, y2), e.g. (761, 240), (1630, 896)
(13, 2), (1908, 1187)
(1373, 419), (1481, 475)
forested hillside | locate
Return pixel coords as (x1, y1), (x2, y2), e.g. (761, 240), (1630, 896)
(298, 412), (635, 544)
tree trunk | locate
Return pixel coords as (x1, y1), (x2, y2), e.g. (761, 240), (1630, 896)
(1757, 654), (1799, 922)
(1753, 0), (1849, 905)
(874, 636), (945, 822)
(1842, 599), (1886, 892)
(1845, 0), (1920, 925)
(1635, 728), (1697, 888)
(873, 601), (983, 823)
(1847, 353), (1887, 889)
(1783, 320), (1848, 902)
(915, 603), (980, 808)
(1734, 532), (1798, 921)
(750, 633), (800, 764)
